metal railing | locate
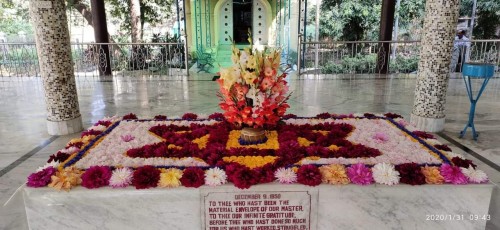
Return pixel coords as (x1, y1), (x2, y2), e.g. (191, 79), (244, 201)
(0, 42), (188, 77)
(298, 40), (500, 75)
(1, 40), (499, 77)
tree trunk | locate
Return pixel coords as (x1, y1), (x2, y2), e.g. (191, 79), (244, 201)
(69, 0), (121, 52)
(130, 0), (142, 43)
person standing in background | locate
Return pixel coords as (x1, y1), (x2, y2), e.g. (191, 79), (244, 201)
(450, 30), (470, 72)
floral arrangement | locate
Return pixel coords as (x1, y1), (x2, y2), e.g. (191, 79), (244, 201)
(27, 112), (489, 191)
(217, 39), (290, 128)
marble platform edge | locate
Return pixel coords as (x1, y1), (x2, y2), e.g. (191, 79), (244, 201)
(23, 182), (496, 196)
(22, 182), (495, 230)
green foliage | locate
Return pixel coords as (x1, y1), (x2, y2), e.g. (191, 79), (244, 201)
(0, 0), (32, 36)
(319, 0), (381, 41)
(460, 0), (500, 39)
(321, 54), (377, 74)
(398, 0), (425, 27)
(321, 53), (419, 74)
(389, 55), (419, 73)
(0, 20), (33, 36)
(106, 0), (174, 37)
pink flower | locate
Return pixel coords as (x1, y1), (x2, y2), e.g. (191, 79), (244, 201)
(81, 166), (112, 189)
(122, 113), (138, 120)
(260, 77), (274, 91)
(263, 67), (275, 77)
(440, 164), (468, 185)
(182, 113), (198, 120)
(297, 165), (322, 186)
(121, 134), (135, 142)
(372, 132), (389, 142)
(346, 163), (374, 185)
(233, 83), (249, 101)
(271, 81), (284, 95)
(27, 167), (56, 187)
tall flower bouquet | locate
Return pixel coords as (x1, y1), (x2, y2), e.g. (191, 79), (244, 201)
(217, 38), (291, 129)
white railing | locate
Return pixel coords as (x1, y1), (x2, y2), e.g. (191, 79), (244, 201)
(0, 42), (188, 77)
(298, 40), (500, 75)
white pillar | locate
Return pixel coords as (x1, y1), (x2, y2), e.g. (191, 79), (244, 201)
(29, 0), (83, 135)
(410, 0), (461, 132)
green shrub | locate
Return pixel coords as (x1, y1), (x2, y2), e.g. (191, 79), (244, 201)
(321, 54), (377, 74)
(389, 55), (419, 73)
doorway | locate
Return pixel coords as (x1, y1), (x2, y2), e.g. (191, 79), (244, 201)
(233, 0), (252, 44)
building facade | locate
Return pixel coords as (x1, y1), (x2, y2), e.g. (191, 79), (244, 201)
(180, 0), (304, 62)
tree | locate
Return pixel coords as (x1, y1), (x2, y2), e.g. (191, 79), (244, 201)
(107, 0), (174, 41)
(0, 0), (32, 36)
(460, 0), (500, 39)
(319, 0), (381, 41)
(130, 0), (142, 42)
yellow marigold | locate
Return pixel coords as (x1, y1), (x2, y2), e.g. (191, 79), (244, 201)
(226, 131), (279, 150)
(319, 164), (350, 185)
(328, 145), (340, 151)
(312, 130), (329, 136)
(158, 168), (183, 188)
(421, 166), (444, 184)
(222, 156), (277, 169)
(81, 135), (96, 144)
(167, 144), (182, 150)
(48, 166), (83, 191)
(69, 138), (82, 144)
(291, 167), (299, 173)
(192, 135), (210, 149)
(297, 137), (313, 147)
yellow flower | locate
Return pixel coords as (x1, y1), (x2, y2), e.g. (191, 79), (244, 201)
(192, 135), (210, 149)
(81, 135), (96, 144)
(247, 55), (257, 69)
(297, 137), (313, 147)
(421, 166), (444, 184)
(319, 164), (350, 185)
(312, 130), (329, 136)
(158, 168), (183, 188)
(167, 144), (182, 150)
(69, 138), (82, 144)
(242, 71), (257, 86)
(48, 166), (83, 191)
(220, 67), (238, 89)
(231, 47), (240, 64)
(328, 145), (340, 151)
(223, 156), (277, 169)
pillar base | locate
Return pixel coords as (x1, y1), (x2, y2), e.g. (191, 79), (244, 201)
(410, 114), (445, 132)
(47, 116), (83, 135)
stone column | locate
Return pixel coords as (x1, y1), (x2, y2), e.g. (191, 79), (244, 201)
(410, 0), (460, 132)
(29, 0), (83, 135)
